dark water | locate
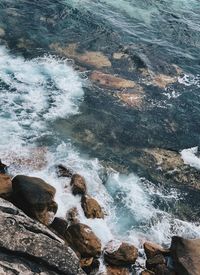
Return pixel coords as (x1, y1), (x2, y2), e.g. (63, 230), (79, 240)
(0, 0), (200, 268)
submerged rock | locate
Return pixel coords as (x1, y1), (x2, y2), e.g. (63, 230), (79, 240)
(0, 198), (85, 275)
(171, 236), (200, 275)
(0, 27), (5, 38)
(81, 195), (104, 219)
(104, 241), (138, 267)
(90, 71), (137, 89)
(65, 223), (102, 257)
(12, 175), (57, 225)
(70, 174), (87, 196)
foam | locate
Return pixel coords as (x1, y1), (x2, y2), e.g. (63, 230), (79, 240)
(181, 147), (200, 170)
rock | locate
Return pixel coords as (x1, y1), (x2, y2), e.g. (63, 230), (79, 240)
(12, 175), (57, 225)
(50, 43), (111, 69)
(106, 265), (130, 275)
(171, 236), (200, 275)
(0, 160), (7, 173)
(104, 240), (138, 267)
(0, 198), (85, 275)
(81, 195), (104, 219)
(56, 164), (73, 178)
(90, 71), (137, 89)
(67, 207), (80, 224)
(0, 174), (12, 199)
(117, 90), (144, 109)
(152, 74), (177, 89)
(146, 254), (166, 270)
(70, 174), (87, 196)
(81, 258), (100, 274)
(144, 242), (170, 259)
(65, 223), (101, 257)
(50, 217), (68, 239)
(153, 264), (175, 275)
(141, 270), (155, 275)
(0, 28), (5, 38)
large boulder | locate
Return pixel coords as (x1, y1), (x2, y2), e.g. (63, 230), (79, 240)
(0, 198), (85, 275)
(81, 195), (104, 219)
(70, 174), (87, 196)
(65, 223), (101, 257)
(171, 236), (200, 275)
(104, 240), (138, 267)
(12, 175), (57, 225)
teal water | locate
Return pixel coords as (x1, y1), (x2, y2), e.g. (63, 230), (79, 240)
(0, 1), (200, 273)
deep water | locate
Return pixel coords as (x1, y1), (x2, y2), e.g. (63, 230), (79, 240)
(0, 0), (200, 273)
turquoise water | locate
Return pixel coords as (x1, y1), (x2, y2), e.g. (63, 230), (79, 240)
(0, 1), (200, 272)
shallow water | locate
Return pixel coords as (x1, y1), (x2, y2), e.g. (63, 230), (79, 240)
(0, 0), (200, 273)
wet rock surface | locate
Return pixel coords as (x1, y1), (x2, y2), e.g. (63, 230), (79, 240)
(12, 175), (58, 225)
(81, 195), (104, 219)
(104, 241), (138, 267)
(70, 174), (87, 196)
(171, 236), (200, 275)
(0, 198), (85, 275)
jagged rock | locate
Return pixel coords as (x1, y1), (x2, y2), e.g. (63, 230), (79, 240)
(171, 236), (200, 275)
(67, 207), (80, 224)
(0, 173), (12, 199)
(0, 160), (7, 173)
(81, 258), (100, 274)
(104, 240), (138, 267)
(56, 164), (73, 178)
(106, 266), (130, 275)
(65, 223), (101, 257)
(50, 217), (68, 239)
(0, 198), (85, 275)
(12, 175), (57, 225)
(70, 174), (87, 196)
(81, 195), (104, 219)
(144, 242), (170, 259)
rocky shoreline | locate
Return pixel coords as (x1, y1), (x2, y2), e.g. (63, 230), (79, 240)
(0, 161), (199, 275)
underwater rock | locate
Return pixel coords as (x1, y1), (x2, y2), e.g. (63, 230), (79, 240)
(144, 242), (170, 259)
(65, 223), (102, 257)
(90, 71), (137, 89)
(70, 174), (87, 196)
(104, 241), (138, 267)
(0, 173), (12, 200)
(0, 28), (5, 37)
(0, 197), (85, 275)
(81, 195), (104, 219)
(171, 236), (200, 275)
(117, 90), (144, 109)
(50, 43), (111, 69)
(12, 175), (57, 225)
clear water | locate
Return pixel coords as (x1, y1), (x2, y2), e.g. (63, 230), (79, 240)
(0, 0), (200, 273)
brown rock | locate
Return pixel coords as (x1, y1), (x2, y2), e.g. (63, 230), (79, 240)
(104, 241), (138, 267)
(56, 164), (73, 178)
(67, 207), (80, 224)
(146, 254), (166, 270)
(144, 242), (170, 259)
(0, 173), (12, 199)
(81, 195), (104, 219)
(153, 264), (175, 275)
(65, 223), (101, 257)
(70, 174), (87, 196)
(106, 265), (130, 275)
(152, 74), (177, 89)
(171, 236), (200, 275)
(117, 90), (144, 109)
(90, 71), (136, 89)
(50, 217), (68, 239)
(81, 258), (100, 274)
(50, 43), (111, 69)
(141, 270), (155, 275)
(12, 175), (57, 225)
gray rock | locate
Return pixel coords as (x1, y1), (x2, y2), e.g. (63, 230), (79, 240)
(0, 198), (85, 275)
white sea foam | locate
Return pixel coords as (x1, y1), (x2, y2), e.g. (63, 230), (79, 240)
(181, 147), (200, 170)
